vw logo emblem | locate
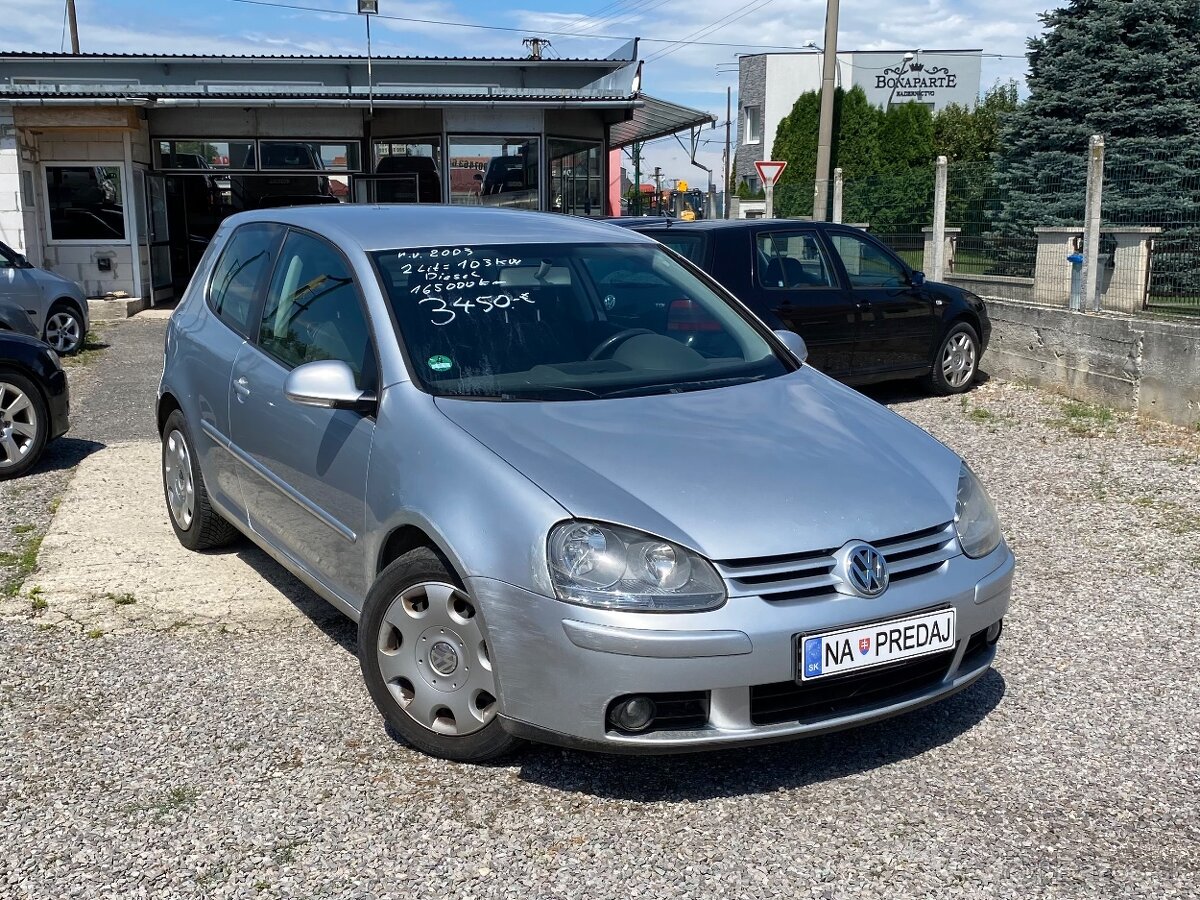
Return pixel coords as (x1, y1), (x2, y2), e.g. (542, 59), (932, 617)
(428, 640), (460, 676)
(846, 543), (889, 597)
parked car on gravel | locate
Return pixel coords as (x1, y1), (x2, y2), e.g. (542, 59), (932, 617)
(0, 331), (70, 479)
(622, 219), (990, 394)
(0, 240), (89, 355)
(158, 205), (1013, 762)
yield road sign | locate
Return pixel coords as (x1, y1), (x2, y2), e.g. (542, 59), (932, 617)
(755, 160), (788, 186)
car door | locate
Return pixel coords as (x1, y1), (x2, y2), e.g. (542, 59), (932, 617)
(228, 227), (379, 603)
(193, 222), (284, 520)
(0, 242), (42, 324)
(752, 227), (856, 377)
(825, 229), (937, 375)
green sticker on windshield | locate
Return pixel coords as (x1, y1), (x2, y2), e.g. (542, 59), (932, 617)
(427, 355), (454, 372)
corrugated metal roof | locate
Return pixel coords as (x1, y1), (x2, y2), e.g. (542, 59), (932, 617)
(0, 51), (623, 63)
(0, 85), (634, 102)
(610, 94), (716, 148)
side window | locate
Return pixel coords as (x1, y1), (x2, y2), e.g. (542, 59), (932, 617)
(755, 231), (836, 290)
(258, 230), (377, 391)
(829, 232), (909, 288)
(208, 224), (279, 337)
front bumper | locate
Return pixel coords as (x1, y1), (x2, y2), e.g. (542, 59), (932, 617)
(469, 542), (1013, 753)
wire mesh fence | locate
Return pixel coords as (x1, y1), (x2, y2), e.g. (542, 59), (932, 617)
(760, 143), (1200, 316)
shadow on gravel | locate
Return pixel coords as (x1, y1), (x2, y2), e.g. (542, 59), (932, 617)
(27, 436), (106, 475)
(515, 669), (1006, 800)
(859, 370), (992, 408)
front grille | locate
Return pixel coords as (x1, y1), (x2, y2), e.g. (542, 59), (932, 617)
(715, 522), (958, 602)
(749, 649), (955, 725)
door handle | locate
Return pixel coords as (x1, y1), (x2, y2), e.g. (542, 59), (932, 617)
(233, 377), (251, 398)
(855, 300), (871, 310)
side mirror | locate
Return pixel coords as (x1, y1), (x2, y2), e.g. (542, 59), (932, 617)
(284, 359), (376, 413)
(773, 329), (808, 363)
(910, 269), (926, 287)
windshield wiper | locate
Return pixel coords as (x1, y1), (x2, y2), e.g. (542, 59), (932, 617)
(602, 374), (768, 400)
(450, 386), (603, 402)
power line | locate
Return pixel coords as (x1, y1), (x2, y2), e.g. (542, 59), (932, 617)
(224, 0), (872, 53)
(647, 0), (775, 62)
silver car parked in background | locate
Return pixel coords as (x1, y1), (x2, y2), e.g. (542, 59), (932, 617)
(158, 206), (1014, 762)
(0, 241), (89, 354)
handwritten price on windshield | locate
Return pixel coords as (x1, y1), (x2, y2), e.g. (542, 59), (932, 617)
(420, 292), (534, 326)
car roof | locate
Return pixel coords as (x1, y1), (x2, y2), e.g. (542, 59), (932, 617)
(628, 218), (860, 233)
(222, 205), (657, 251)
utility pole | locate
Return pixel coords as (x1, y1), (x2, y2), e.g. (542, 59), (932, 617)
(632, 143), (642, 216)
(66, 0), (81, 54)
(522, 37), (552, 59)
(358, 1), (378, 117)
(724, 85), (732, 218)
(812, 0), (839, 220)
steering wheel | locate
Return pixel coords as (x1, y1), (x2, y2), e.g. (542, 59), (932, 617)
(588, 328), (656, 361)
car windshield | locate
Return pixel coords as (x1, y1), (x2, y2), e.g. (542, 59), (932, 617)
(371, 241), (790, 400)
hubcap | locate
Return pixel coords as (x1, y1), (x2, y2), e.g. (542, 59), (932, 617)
(942, 332), (977, 388)
(376, 581), (498, 737)
(0, 382), (39, 470)
(45, 312), (82, 354)
(163, 428), (195, 530)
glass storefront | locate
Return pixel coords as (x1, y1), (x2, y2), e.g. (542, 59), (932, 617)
(548, 138), (603, 217)
(357, 139), (443, 203)
(447, 136), (539, 210)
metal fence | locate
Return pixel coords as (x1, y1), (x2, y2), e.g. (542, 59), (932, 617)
(766, 139), (1200, 316)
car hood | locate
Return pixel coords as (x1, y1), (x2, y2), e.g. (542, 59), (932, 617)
(435, 368), (962, 560)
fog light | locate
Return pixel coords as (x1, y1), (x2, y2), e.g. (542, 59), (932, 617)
(986, 619), (1003, 644)
(609, 696), (656, 732)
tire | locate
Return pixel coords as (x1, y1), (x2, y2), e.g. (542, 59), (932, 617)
(359, 547), (523, 763)
(0, 370), (49, 481)
(161, 409), (238, 551)
(929, 321), (980, 395)
(43, 300), (85, 356)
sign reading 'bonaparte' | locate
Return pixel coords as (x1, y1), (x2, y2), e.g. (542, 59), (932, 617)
(875, 62), (958, 101)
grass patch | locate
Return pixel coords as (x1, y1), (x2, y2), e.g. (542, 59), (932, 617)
(1047, 399), (1117, 436)
(12, 524), (35, 535)
(107, 592), (136, 606)
(86, 628), (104, 639)
(1, 533), (44, 598)
(60, 327), (109, 368)
(1131, 496), (1200, 535)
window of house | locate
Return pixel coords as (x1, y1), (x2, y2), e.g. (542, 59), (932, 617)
(155, 140), (257, 170)
(447, 136), (539, 210)
(362, 139), (443, 203)
(45, 165), (126, 242)
(744, 106), (762, 144)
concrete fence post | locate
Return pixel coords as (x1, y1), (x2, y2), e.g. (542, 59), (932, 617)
(1081, 134), (1105, 312)
(931, 155), (948, 281)
(832, 168), (843, 223)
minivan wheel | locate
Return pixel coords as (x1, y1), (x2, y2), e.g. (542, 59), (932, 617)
(44, 301), (85, 355)
(0, 371), (49, 481)
(360, 547), (523, 763)
(930, 322), (980, 395)
(161, 410), (238, 551)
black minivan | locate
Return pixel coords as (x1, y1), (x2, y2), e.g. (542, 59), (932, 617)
(627, 219), (991, 394)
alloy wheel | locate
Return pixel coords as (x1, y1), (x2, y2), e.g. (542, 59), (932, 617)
(163, 428), (195, 530)
(45, 311), (82, 354)
(0, 381), (39, 471)
(941, 332), (977, 389)
(376, 581), (498, 737)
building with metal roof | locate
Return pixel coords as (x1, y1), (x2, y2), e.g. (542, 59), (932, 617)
(0, 47), (712, 301)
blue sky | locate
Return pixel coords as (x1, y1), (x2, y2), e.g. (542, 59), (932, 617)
(6, 0), (1047, 179)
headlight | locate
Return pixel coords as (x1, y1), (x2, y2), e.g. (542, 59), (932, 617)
(548, 521), (726, 612)
(955, 464), (1002, 558)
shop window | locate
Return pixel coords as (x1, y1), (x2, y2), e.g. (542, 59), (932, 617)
(46, 165), (126, 242)
(447, 136), (539, 210)
(259, 141), (360, 172)
(360, 139), (442, 203)
(155, 140), (256, 170)
(744, 106), (762, 145)
(548, 138), (602, 217)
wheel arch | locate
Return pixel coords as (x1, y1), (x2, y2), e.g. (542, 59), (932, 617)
(377, 523), (458, 580)
(156, 391), (182, 436)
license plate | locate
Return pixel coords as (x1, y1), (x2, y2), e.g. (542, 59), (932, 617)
(798, 608), (956, 682)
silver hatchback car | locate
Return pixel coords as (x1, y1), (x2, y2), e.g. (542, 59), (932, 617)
(1, 241), (89, 354)
(158, 206), (1013, 762)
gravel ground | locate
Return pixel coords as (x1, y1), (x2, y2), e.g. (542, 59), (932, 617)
(2, 329), (1199, 899)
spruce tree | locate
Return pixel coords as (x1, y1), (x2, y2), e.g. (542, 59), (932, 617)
(993, 0), (1200, 294)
